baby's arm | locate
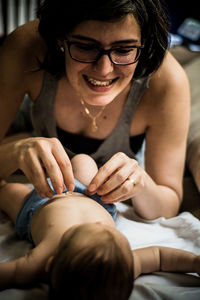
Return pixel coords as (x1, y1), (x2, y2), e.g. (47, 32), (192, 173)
(0, 260), (18, 290)
(0, 256), (36, 290)
(0, 242), (49, 290)
(133, 246), (200, 279)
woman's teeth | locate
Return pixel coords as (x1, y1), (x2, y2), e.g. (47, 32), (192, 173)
(87, 77), (113, 86)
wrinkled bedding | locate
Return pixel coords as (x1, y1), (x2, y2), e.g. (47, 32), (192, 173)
(0, 201), (200, 299)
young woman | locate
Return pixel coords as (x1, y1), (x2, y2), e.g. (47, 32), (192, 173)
(0, 0), (190, 219)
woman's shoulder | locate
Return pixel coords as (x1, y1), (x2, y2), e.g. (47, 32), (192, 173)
(139, 50), (190, 127)
(149, 51), (189, 95)
(0, 20), (47, 96)
(0, 19), (47, 71)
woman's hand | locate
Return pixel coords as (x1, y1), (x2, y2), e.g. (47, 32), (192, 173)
(87, 152), (144, 203)
(16, 137), (74, 198)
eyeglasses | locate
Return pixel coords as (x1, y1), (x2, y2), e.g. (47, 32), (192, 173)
(65, 40), (144, 66)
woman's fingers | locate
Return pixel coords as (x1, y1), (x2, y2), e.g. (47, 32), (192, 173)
(39, 151), (66, 195)
(17, 137), (74, 198)
(51, 138), (74, 192)
(88, 152), (138, 192)
(39, 138), (74, 193)
(100, 170), (143, 203)
(98, 161), (138, 196)
(87, 152), (144, 203)
(88, 152), (130, 192)
(101, 172), (143, 203)
(18, 144), (53, 198)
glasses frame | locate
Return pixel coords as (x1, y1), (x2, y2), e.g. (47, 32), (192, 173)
(65, 40), (144, 66)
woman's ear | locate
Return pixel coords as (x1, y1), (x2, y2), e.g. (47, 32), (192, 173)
(57, 39), (65, 52)
(45, 255), (55, 273)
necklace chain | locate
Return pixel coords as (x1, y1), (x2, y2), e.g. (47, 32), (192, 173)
(80, 98), (106, 132)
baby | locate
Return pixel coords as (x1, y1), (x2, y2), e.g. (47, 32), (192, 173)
(0, 154), (199, 300)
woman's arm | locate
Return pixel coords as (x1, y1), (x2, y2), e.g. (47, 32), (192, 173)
(133, 246), (200, 279)
(132, 52), (190, 219)
(0, 27), (30, 185)
(0, 23), (74, 197)
(0, 35), (29, 140)
(87, 52), (190, 219)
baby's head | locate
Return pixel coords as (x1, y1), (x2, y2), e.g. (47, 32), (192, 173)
(48, 222), (134, 300)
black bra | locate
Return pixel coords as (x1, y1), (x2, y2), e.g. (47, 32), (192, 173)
(57, 127), (145, 155)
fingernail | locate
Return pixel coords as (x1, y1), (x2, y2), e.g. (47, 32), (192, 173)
(40, 193), (46, 199)
(100, 196), (109, 203)
(47, 192), (53, 199)
(85, 189), (93, 196)
(56, 187), (63, 194)
(68, 183), (74, 192)
(88, 184), (96, 192)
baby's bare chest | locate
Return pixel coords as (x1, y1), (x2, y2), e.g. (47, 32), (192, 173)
(30, 195), (114, 245)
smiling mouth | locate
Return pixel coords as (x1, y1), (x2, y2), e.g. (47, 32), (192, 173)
(84, 75), (118, 87)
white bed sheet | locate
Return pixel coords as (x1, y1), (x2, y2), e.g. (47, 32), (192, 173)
(116, 203), (200, 299)
(0, 202), (200, 299)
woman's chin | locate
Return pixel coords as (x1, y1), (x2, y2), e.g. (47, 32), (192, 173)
(80, 93), (117, 106)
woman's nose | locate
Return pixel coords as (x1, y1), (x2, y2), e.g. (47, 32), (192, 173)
(93, 54), (114, 75)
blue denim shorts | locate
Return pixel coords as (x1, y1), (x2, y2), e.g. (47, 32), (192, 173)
(15, 179), (116, 243)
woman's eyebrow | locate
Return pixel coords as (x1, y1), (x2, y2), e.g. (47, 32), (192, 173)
(70, 34), (139, 45)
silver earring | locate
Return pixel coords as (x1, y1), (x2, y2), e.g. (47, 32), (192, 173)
(60, 46), (64, 52)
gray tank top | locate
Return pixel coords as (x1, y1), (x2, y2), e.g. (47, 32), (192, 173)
(31, 72), (149, 167)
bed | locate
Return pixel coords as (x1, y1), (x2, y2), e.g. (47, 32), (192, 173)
(0, 44), (200, 300)
(1, 1), (200, 297)
(0, 199), (200, 300)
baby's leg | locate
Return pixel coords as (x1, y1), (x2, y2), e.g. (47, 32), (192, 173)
(71, 154), (98, 187)
(0, 181), (32, 223)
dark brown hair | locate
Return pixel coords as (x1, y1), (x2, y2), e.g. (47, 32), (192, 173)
(37, 0), (170, 78)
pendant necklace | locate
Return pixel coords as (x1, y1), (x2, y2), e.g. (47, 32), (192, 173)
(80, 98), (106, 132)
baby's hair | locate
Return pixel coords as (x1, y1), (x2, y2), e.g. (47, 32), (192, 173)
(49, 224), (134, 300)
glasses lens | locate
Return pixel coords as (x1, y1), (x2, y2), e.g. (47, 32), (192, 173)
(111, 47), (140, 64)
(68, 42), (142, 65)
(70, 43), (99, 62)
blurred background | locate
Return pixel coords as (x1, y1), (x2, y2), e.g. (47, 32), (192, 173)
(0, 0), (40, 41)
(167, 0), (200, 50)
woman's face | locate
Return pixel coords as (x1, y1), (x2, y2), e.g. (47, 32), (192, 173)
(63, 14), (142, 106)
